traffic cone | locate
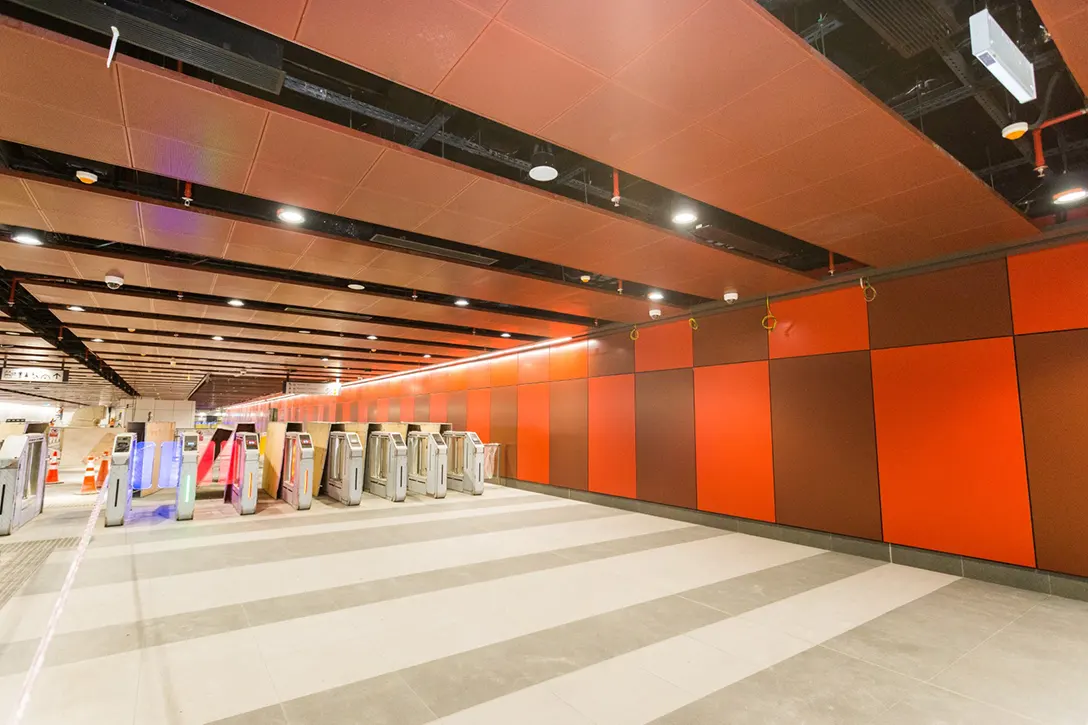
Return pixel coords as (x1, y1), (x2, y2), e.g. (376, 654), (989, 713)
(95, 448), (110, 490)
(45, 450), (60, 484)
(80, 456), (97, 494)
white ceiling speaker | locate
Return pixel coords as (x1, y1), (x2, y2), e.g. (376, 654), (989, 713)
(529, 145), (558, 182)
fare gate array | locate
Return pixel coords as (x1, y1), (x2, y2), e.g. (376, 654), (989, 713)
(0, 433), (47, 536)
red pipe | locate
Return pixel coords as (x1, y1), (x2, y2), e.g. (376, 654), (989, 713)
(1032, 108), (1088, 175)
(1038, 108), (1088, 130)
(611, 169), (620, 207)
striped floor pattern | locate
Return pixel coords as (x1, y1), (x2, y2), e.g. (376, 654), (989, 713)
(1, 482), (1086, 724)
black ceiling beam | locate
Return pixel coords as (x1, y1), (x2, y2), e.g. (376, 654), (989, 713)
(14, 272), (541, 342)
(47, 304), (494, 353)
(408, 106), (456, 149)
(0, 268), (139, 396)
(98, 349), (380, 375)
(0, 385), (90, 407)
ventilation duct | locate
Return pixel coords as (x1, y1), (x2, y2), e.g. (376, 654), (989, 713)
(691, 226), (791, 263)
(841, 0), (961, 58)
(8, 0), (285, 92)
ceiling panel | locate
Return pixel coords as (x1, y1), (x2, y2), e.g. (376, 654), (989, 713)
(1032, 2), (1088, 92)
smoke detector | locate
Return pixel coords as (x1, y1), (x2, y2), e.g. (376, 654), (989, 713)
(75, 170), (98, 184)
(1002, 121), (1029, 140)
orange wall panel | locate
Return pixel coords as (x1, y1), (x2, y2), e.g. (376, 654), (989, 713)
(375, 398), (388, 421)
(429, 392), (447, 423)
(490, 355), (519, 387)
(466, 360), (491, 389)
(518, 348), (550, 384)
(694, 362), (775, 522)
(1007, 241), (1088, 334)
(588, 374), (636, 499)
(466, 388), (491, 441)
(768, 287), (869, 359)
(635, 319), (693, 372)
(447, 364), (469, 391)
(549, 340), (588, 381)
(871, 338), (1035, 566)
(399, 396), (414, 422)
(516, 383), (549, 484)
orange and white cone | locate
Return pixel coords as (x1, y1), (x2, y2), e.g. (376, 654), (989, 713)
(45, 450), (60, 484)
(95, 449), (110, 490)
(80, 456), (97, 494)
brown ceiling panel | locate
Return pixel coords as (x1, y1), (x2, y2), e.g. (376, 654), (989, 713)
(359, 150), (476, 207)
(1032, 2), (1088, 93)
(337, 186), (439, 231)
(443, 178), (550, 225)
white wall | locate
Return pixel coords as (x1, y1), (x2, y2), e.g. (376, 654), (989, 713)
(115, 398), (195, 429)
(0, 401), (59, 424)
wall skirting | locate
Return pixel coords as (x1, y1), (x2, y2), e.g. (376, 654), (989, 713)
(501, 478), (1088, 603)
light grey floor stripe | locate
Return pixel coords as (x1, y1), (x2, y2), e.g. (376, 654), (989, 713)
(0, 526), (722, 676)
(20, 503), (622, 594)
(87, 491), (547, 549)
(208, 552), (880, 725)
(648, 577), (1058, 725)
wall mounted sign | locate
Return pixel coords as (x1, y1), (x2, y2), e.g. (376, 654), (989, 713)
(0, 367), (69, 383)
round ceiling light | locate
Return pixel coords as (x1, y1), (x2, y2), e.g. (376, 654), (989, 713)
(1002, 121), (1030, 140)
(423, 354), (431, 359)
(672, 210), (698, 225)
(1055, 187), (1088, 205)
(366, 335), (378, 340)
(13, 232), (42, 246)
(529, 145), (558, 182)
(92, 338), (104, 343)
(5, 331), (20, 336)
(227, 299), (245, 307)
(647, 291), (664, 301)
(67, 305), (85, 312)
(347, 283), (365, 290)
(276, 207), (305, 224)
(454, 299), (470, 307)
(298, 330), (310, 334)
(211, 335), (224, 341)
(1053, 174), (1088, 206)
(500, 332), (511, 338)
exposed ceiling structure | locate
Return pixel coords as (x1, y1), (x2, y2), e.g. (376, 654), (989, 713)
(0, 0), (1083, 409)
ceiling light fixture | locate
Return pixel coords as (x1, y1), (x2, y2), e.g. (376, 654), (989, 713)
(227, 299), (245, 307)
(92, 338), (104, 343)
(1052, 173), (1088, 206)
(347, 283), (365, 290)
(211, 335), (224, 341)
(4, 331), (19, 336)
(423, 354), (431, 359)
(366, 335), (378, 340)
(672, 210), (697, 225)
(75, 170), (98, 184)
(500, 332), (512, 338)
(298, 330), (310, 334)
(13, 232), (42, 246)
(648, 291), (664, 301)
(529, 144), (558, 182)
(67, 305), (85, 312)
(454, 299), (470, 307)
(276, 207), (305, 224)
(321, 357), (329, 362)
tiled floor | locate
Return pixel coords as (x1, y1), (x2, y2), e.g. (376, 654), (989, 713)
(1, 477), (1087, 724)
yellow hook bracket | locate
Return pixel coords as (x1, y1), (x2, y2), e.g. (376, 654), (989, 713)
(761, 297), (778, 331)
(629, 326), (640, 341)
(860, 277), (877, 303)
(688, 317), (699, 331)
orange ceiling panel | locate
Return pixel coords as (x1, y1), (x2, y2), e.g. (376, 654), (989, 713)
(1032, 2), (1088, 92)
(228, 223), (314, 256)
(414, 209), (506, 246)
(245, 164), (356, 214)
(515, 200), (612, 240)
(359, 151), (476, 207)
(139, 204), (232, 240)
(337, 186), (438, 230)
(434, 22), (602, 133)
(126, 131), (254, 192)
(255, 115), (384, 186)
(498, 0), (704, 77)
(443, 178), (550, 225)
(624, 125), (750, 195)
(190, 0), (307, 38)
(296, 0), (491, 92)
(1, 245), (77, 278)
(543, 82), (684, 163)
(612, 2), (809, 120)
(26, 182), (140, 227)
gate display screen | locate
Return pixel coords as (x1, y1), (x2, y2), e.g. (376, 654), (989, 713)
(113, 437), (131, 453)
(299, 435), (312, 448)
(183, 437), (198, 452)
(245, 436), (259, 450)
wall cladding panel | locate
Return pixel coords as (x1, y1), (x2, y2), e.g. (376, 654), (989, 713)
(466, 388), (491, 440)
(549, 378), (588, 490)
(769, 288), (869, 359)
(447, 390), (468, 431)
(588, 374), (636, 498)
(635, 368), (697, 508)
(635, 319), (693, 372)
(692, 306), (769, 367)
(588, 329), (635, 377)
(770, 351), (882, 540)
(517, 383), (550, 484)
(1008, 241), (1088, 334)
(490, 385), (518, 478)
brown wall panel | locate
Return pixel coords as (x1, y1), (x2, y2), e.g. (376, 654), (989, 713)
(414, 395), (430, 423)
(549, 378), (589, 490)
(588, 330), (635, 377)
(490, 385), (518, 478)
(366, 400), (377, 421)
(693, 306), (769, 367)
(447, 390), (468, 431)
(635, 369), (697, 508)
(387, 397), (400, 422)
(770, 351), (883, 540)
(1015, 330), (1088, 577)
(868, 259), (1013, 349)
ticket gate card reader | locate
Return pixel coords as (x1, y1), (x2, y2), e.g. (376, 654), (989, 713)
(326, 431), (364, 506)
(0, 433), (47, 537)
(281, 432), (314, 510)
(365, 431), (407, 502)
(174, 432), (200, 521)
(445, 431), (485, 495)
(105, 433), (137, 527)
(230, 432), (261, 515)
(406, 431), (447, 499)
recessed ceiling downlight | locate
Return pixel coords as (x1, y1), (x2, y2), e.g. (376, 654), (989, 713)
(211, 335), (224, 341)
(347, 283), (365, 290)
(672, 210), (697, 225)
(13, 232), (42, 246)
(454, 299), (470, 307)
(67, 305), (85, 312)
(529, 145), (558, 182)
(227, 299), (245, 307)
(276, 207), (305, 224)
(648, 291), (664, 301)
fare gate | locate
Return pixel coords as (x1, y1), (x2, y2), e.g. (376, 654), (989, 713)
(444, 431), (485, 495)
(365, 431), (407, 502)
(406, 431), (447, 499)
(0, 433), (47, 536)
(325, 431), (364, 506)
(280, 432), (314, 510)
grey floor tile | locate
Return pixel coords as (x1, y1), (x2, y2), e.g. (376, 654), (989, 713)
(824, 578), (1047, 680)
(933, 595), (1088, 724)
(880, 685), (1039, 724)
(279, 672), (435, 725)
(206, 704), (291, 724)
(831, 534), (890, 562)
(682, 551), (882, 615)
(652, 646), (918, 724)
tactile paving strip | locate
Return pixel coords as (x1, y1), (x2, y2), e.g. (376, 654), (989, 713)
(0, 538), (79, 609)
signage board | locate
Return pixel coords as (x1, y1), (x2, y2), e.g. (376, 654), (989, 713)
(283, 381), (337, 396)
(0, 367), (69, 383)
